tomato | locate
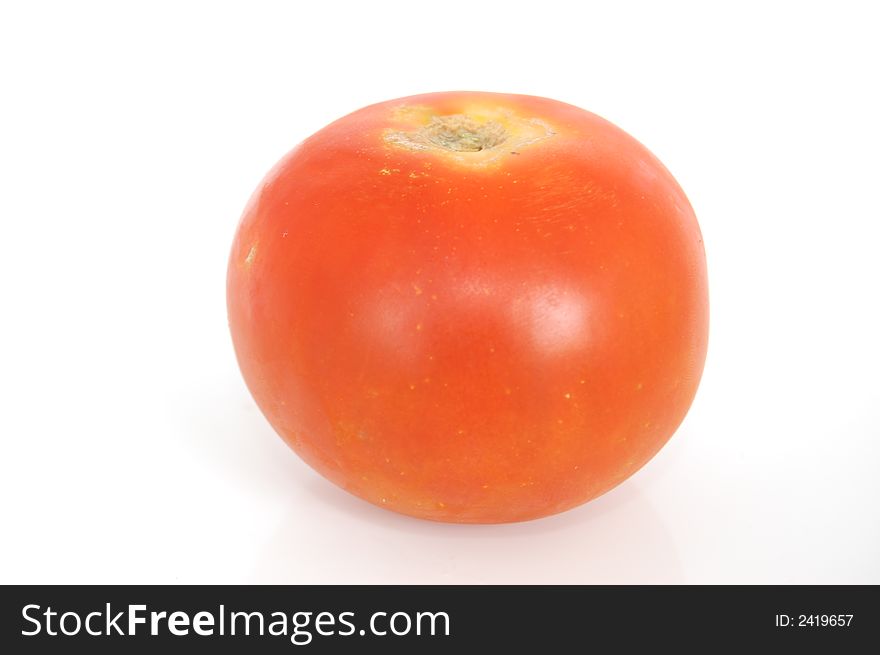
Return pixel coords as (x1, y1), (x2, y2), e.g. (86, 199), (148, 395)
(227, 91), (708, 523)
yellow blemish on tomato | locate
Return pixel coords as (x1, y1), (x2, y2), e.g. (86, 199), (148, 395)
(390, 104), (433, 122)
(244, 243), (257, 267)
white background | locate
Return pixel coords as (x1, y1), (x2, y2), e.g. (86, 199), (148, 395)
(2, 1), (878, 584)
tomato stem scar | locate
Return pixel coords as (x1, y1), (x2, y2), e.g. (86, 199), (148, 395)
(421, 115), (508, 152)
(385, 107), (556, 166)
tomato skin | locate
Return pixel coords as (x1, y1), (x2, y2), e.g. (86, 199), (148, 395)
(227, 91), (708, 523)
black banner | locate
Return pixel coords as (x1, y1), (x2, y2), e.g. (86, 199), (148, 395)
(2, 586), (876, 652)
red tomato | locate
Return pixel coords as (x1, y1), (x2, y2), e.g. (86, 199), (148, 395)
(227, 91), (708, 523)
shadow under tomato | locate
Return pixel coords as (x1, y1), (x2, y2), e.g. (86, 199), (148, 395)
(251, 473), (683, 584)
(178, 381), (682, 583)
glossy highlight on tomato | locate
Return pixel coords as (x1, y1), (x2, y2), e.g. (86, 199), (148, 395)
(227, 91), (708, 523)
